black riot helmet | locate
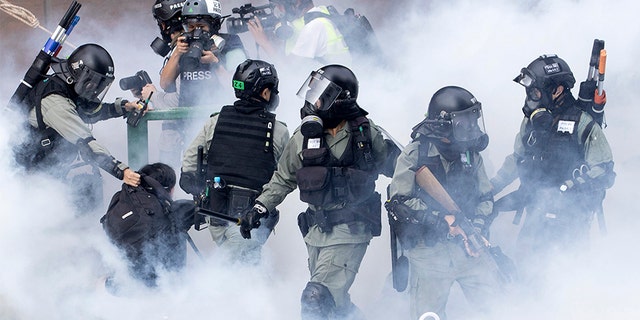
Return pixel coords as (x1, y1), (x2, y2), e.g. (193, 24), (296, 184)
(53, 43), (115, 104)
(297, 64), (364, 134)
(412, 86), (488, 156)
(152, 0), (185, 43)
(233, 59), (280, 110)
(181, 0), (222, 33)
(514, 54), (575, 115)
(297, 64), (358, 112)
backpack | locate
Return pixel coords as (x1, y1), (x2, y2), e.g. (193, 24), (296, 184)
(100, 175), (173, 253)
(305, 6), (383, 59)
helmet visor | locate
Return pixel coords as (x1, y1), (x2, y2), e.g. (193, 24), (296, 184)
(296, 71), (343, 111)
(74, 66), (114, 103)
(514, 68), (536, 88)
(450, 103), (486, 142)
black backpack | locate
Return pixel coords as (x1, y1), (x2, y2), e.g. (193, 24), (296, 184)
(100, 175), (174, 253)
(305, 6), (383, 60)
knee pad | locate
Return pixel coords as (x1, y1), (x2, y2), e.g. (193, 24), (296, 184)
(301, 282), (335, 319)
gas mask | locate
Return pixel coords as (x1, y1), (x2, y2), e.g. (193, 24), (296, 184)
(296, 71), (344, 137)
(515, 68), (558, 118)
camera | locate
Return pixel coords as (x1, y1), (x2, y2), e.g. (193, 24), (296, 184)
(179, 28), (225, 70)
(119, 70), (152, 92)
(150, 37), (172, 57)
(226, 3), (282, 35)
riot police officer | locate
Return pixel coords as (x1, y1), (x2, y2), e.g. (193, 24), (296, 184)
(491, 54), (615, 278)
(240, 64), (397, 319)
(13, 43), (140, 213)
(180, 59), (289, 264)
(387, 86), (501, 319)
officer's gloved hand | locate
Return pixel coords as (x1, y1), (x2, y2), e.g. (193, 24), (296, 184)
(578, 80), (597, 102)
(240, 202), (268, 239)
(385, 199), (417, 224)
(472, 216), (488, 238)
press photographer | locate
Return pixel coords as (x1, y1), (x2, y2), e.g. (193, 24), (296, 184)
(159, 0), (247, 108)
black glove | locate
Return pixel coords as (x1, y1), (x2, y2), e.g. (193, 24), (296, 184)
(578, 80), (597, 102)
(240, 202), (268, 239)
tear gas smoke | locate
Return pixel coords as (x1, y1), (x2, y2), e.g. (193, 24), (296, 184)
(1, 0), (639, 319)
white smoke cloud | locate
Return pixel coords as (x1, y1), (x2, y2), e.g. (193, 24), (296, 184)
(1, 0), (640, 319)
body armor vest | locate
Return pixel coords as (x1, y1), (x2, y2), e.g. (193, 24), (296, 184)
(296, 116), (376, 207)
(416, 140), (480, 218)
(14, 76), (78, 171)
(518, 104), (591, 188)
(207, 103), (276, 191)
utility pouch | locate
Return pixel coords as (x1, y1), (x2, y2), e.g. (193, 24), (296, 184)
(361, 192), (382, 236)
(228, 188), (258, 217)
(297, 210), (310, 237)
(297, 166), (331, 206)
(208, 187), (229, 226)
(301, 147), (329, 166)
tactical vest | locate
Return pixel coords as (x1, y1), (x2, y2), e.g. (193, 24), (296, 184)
(296, 116), (376, 207)
(207, 104), (276, 191)
(14, 76), (78, 171)
(518, 104), (595, 188)
(416, 140), (480, 218)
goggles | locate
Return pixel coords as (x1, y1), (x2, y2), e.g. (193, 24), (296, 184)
(514, 68), (545, 102)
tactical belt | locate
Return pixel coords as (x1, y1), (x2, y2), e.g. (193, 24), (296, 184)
(301, 206), (360, 234)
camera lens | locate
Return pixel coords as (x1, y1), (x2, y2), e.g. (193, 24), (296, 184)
(150, 37), (171, 57)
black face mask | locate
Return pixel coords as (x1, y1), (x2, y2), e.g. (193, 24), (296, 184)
(522, 86), (555, 118)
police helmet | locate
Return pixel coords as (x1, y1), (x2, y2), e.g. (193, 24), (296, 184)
(424, 86), (486, 142)
(182, 0), (222, 32)
(58, 44), (115, 103)
(297, 64), (358, 113)
(514, 54), (575, 92)
(233, 59), (279, 101)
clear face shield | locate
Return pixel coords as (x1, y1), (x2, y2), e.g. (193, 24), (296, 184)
(449, 103), (486, 142)
(73, 65), (114, 103)
(296, 71), (343, 111)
